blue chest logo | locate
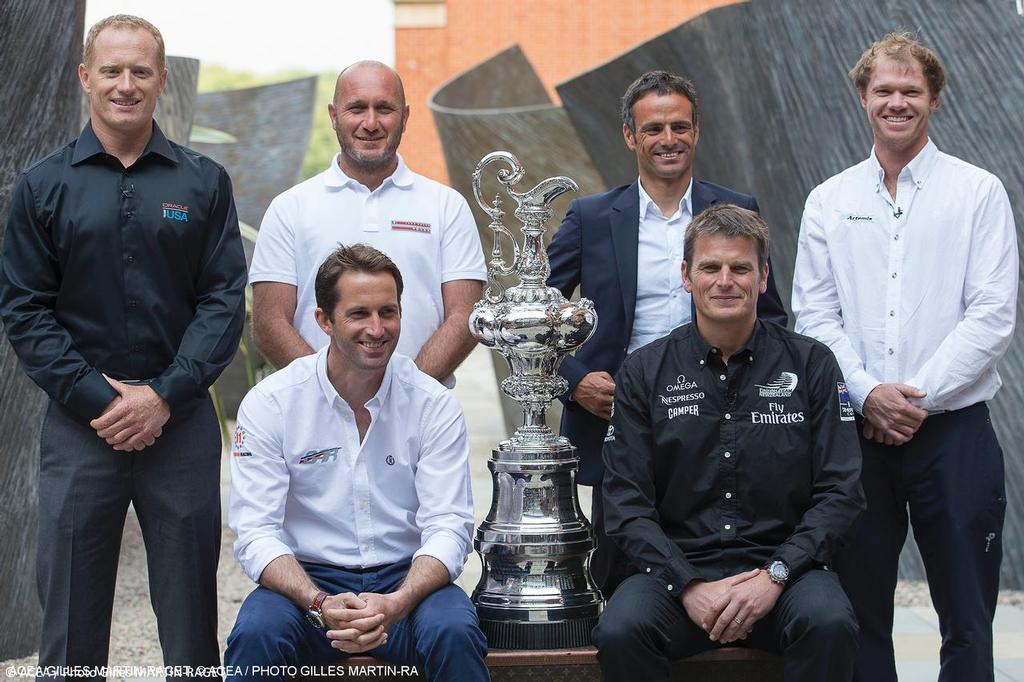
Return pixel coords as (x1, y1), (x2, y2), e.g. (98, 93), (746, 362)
(162, 202), (189, 222)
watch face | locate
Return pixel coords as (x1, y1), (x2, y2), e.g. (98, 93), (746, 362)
(770, 561), (789, 582)
(306, 610), (326, 629)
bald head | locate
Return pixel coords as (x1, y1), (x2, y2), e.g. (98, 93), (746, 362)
(334, 60), (406, 109)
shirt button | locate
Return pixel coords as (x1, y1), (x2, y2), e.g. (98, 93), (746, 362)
(666, 584), (674, 591)
(719, 374), (726, 381)
(361, 544), (370, 552)
(725, 492), (732, 499)
(646, 567), (651, 573)
(126, 211), (134, 218)
(724, 413), (732, 420)
(891, 272), (897, 279)
(724, 524), (732, 530)
(894, 234), (900, 241)
(699, 360), (705, 366)
(724, 451), (731, 458)
(888, 348), (894, 355)
(127, 299), (137, 308)
(889, 310), (895, 317)
(126, 255), (135, 264)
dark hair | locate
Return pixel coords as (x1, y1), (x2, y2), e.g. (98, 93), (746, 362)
(684, 204), (769, 272)
(621, 70), (699, 133)
(314, 243), (404, 316)
(84, 14), (165, 70)
(849, 31), (946, 97)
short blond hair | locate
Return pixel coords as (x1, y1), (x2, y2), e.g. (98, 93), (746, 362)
(849, 32), (946, 97)
(83, 14), (165, 70)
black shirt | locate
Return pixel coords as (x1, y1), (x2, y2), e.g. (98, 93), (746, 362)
(602, 319), (864, 596)
(0, 121), (247, 423)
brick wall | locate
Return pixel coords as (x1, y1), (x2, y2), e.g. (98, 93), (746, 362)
(395, 0), (740, 182)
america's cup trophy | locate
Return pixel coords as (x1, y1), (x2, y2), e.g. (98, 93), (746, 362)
(468, 151), (603, 648)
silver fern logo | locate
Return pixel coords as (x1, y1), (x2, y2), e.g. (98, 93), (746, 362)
(756, 372), (799, 398)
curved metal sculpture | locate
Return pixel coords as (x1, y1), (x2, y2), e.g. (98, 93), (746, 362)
(0, 0), (86, 660)
(430, 45), (606, 438)
(468, 151), (603, 649)
(556, 0), (1024, 586)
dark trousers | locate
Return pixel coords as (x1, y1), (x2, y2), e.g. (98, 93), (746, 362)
(36, 397), (222, 681)
(593, 569), (857, 682)
(224, 560), (490, 682)
(834, 403), (1005, 682)
(588, 482), (631, 598)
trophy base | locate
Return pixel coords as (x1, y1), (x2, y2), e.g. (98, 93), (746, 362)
(478, 614), (600, 649)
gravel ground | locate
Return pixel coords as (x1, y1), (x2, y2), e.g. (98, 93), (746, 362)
(4, 506), (1023, 678)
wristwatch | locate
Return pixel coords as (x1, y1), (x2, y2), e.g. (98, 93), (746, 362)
(765, 560), (790, 586)
(306, 590), (328, 629)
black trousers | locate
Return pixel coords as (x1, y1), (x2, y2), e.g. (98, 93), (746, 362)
(834, 403), (1005, 682)
(593, 569), (857, 682)
(36, 397), (222, 681)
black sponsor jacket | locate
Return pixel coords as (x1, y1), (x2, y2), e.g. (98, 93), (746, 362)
(602, 319), (864, 596)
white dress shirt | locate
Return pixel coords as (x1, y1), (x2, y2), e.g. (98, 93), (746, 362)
(229, 348), (475, 583)
(793, 139), (1018, 413)
(249, 153), (486, 386)
(629, 180), (693, 353)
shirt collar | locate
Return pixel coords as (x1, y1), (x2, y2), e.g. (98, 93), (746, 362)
(322, 152), (413, 190)
(316, 345), (395, 409)
(687, 318), (760, 366)
(71, 119), (177, 166)
(637, 178), (693, 221)
(868, 138), (937, 191)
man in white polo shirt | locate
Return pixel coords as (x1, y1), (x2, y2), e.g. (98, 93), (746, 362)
(250, 60), (486, 386)
(225, 244), (488, 681)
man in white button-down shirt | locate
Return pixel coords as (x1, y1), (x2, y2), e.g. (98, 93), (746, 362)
(793, 32), (1018, 682)
(225, 244), (488, 681)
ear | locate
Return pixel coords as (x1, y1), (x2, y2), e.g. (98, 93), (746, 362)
(859, 91), (869, 109)
(401, 104), (410, 133)
(78, 63), (90, 94)
(759, 263), (769, 294)
(314, 307), (333, 336)
(623, 123), (637, 151)
(327, 101), (338, 129)
(682, 261), (693, 293)
(157, 67), (168, 95)
(930, 94), (940, 112)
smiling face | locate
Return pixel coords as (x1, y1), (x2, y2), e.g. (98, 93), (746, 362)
(860, 55), (938, 159)
(623, 91), (699, 189)
(683, 233), (768, 327)
(315, 270), (401, 375)
(79, 26), (166, 142)
(328, 64), (409, 179)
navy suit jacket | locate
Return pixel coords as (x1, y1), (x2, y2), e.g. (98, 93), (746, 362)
(547, 180), (788, 486)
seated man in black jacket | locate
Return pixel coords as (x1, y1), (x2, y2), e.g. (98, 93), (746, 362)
(594, 204), (864, 682)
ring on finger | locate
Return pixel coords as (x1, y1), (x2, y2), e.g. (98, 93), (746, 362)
(732, 617), (743, 625)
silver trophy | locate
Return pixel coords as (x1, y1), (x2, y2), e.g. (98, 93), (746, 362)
(468, 151), (603, 649)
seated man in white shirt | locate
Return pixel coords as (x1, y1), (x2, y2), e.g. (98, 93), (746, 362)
(225, 244), (489, 682)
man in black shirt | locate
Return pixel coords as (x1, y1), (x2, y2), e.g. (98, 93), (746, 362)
(0, 15), (245, 676)
(593, 204), (863, 682)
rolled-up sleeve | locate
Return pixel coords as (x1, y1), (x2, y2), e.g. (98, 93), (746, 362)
(412, 389), (474, 580)
(229, 388), (294, 583)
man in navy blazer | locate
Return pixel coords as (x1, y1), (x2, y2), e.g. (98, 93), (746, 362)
(547, 71), (788, 595)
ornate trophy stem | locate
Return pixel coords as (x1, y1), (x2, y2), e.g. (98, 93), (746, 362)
(468, 151), (603, 648)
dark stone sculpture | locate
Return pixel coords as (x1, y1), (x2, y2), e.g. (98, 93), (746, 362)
(429, 46), (606, 436)
(0, 0), (86, 660)
(555, 0), (1024, 586)
(190, 77), (318, 416)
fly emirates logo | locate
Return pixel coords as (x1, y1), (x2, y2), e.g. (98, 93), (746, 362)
(751, 371), (804, 425)
(751, 401), (805, 425)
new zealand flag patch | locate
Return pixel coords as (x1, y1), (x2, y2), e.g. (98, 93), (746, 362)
(837, 382), (855, 422)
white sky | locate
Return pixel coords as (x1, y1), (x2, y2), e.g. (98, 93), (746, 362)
(85, 0), (395, 74)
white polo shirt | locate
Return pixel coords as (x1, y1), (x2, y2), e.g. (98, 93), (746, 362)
(793, 140), (1018, 413)
(249, 153), (487, 383)
(229, 348), (475, 583)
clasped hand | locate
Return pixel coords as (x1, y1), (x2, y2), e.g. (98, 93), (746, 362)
(324, 592), (406, 654)
(90, 376), (170, 452)
(680, 568), (783, 644)
(862, 383), (928, 446)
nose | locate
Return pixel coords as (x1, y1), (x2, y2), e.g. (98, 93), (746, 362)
(715, 267), (734, 288)
(365, 313), (386, 336)
(116, 69), (135, 92)
(361, 107), (380, 131)
(657, 125), (675, 146)
(888, 92), (906, 109)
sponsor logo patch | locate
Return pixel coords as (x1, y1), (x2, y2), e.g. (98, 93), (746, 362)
(668, 404), (700, 420)
(756, 372), (799, 398)
(837, 382), (855, 421)
(162, 202), (189, 222)
(604, 402), (616, 442)
(391, 219), (431, 233)
(297, 447), (341, 464)
(844, 213), (873, 222)
(231, 426), (251, 457)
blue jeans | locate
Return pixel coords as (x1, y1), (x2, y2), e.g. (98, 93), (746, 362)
(225, 560), (489, 682)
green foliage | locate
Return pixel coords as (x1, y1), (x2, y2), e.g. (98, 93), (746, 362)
(197, 65), (339, 181)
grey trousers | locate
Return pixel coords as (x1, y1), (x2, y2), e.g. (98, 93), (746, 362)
(36, 396), (222, 680)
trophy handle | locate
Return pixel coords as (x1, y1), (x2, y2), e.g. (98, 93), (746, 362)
(473, 152), (526, 303)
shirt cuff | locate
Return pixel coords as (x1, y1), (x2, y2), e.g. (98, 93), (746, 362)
(440, 269), (487, 283)
(150, 365), (202, 410)
(237, 536), (294, 584)
(772, 543), (814, 580)
(845, 368), (881, 414)
(66, 368), (120, 422)
(414, 529), (468, 581)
